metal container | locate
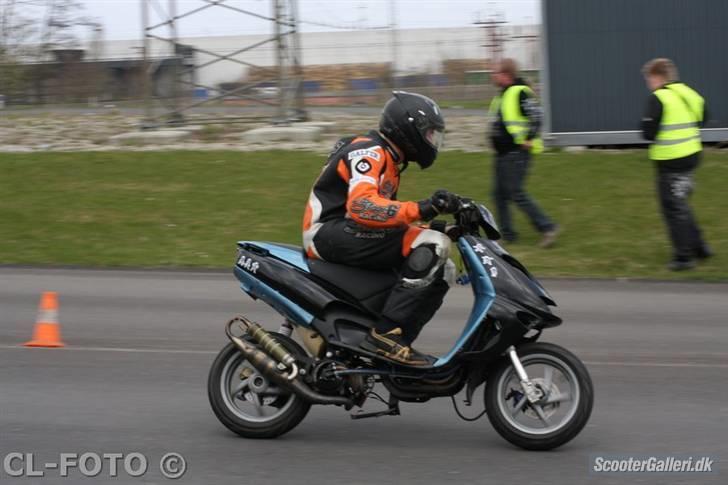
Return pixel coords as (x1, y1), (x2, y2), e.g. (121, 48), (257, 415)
(542, 0), (728, 146)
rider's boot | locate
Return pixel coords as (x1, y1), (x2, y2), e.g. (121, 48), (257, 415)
(361, 327), (431, 366)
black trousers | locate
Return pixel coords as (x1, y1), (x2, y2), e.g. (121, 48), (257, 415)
(313, 219), (449, 343)
(656, 167), (706, 261)
(493, 150), (555, 241)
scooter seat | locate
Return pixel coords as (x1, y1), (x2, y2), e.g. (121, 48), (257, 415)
(308, 259), (399, 302)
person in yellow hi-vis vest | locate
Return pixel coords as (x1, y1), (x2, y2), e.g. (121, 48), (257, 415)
(641, 58), (712, 271)
(489, 58), (559, 248)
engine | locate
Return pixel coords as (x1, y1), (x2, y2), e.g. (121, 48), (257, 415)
(310, 359), (369, 406)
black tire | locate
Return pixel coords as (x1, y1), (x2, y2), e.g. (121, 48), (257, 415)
(484, 342), (594, 451)
(207, 333), (311, 439)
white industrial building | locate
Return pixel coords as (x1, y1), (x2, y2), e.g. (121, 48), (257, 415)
(100, 25), (540, 88)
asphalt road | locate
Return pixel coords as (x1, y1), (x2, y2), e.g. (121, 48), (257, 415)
(1, 267), (727, 484)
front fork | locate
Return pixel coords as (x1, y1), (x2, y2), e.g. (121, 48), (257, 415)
(507, 346), (543, 403)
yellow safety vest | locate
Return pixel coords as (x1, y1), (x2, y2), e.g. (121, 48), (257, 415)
(490, 84), (544, 154)
(650, 83), (703, 160)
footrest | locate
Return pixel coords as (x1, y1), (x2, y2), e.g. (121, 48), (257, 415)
(350, 406), (400, 420)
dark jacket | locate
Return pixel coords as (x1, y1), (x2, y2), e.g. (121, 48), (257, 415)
(490, 78), (542, 155)
(641, 82), (708, 172)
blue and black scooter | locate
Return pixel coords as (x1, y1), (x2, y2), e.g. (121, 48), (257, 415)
(208, 197), (593, 450)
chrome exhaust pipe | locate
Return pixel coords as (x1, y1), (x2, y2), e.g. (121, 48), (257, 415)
(225, 317), (353, 408)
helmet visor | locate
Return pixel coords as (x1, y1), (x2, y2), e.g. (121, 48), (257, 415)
(424, 128), (445, 151)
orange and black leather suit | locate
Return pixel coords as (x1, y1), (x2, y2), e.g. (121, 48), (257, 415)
(302, 131), (451, 343)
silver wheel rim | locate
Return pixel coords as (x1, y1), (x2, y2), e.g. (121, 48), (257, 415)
(496, 353), (580, 435)
(220, 350), (296, 423)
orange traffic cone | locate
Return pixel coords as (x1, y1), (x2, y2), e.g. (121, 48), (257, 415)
(24, 291), (65, 348)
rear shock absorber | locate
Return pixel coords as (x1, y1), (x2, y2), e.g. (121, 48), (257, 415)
(277, 319), (294, 337)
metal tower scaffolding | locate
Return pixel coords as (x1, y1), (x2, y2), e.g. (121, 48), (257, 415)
(140, 0), (307, 127)
(474, 11), (508, 66)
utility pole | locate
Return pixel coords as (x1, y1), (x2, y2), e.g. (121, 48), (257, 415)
(389, 0), (398, 89)
(168, 0), (181, 123)
(474, 11), (508, 68)
(273, 0), (285, 121)
(272, 0), (306, 123)
(141, 0), (152, 127)
(288, 0), (306, 119)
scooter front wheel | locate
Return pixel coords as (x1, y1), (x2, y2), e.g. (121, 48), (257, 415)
(484, 342), (594, 450)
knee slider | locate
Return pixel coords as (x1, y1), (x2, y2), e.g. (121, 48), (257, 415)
(403, 245), (438, 279)
(410, 229), (451, 258)
(401, 231), (451, 287)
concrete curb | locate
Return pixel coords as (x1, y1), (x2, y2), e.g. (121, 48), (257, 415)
(109, 130), (191, 145)
(241, 126), (323, 144)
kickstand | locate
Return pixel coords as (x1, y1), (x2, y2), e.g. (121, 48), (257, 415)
(351, 394), (400, 420)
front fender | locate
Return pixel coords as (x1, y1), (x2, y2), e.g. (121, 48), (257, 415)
(489, 296), (562, 330)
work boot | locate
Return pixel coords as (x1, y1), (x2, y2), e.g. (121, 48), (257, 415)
(695, 244), (714, 261)
(361, 328), (431, 366)
(667, 258), (696, 271)
(539, 225), (560, 249)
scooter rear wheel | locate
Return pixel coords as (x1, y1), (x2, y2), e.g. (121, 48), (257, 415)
(208, 333), (311, 439)
(484, 342), (593, 450)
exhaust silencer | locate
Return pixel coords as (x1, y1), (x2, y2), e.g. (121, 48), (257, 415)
(225, 316), (352, 408)
(245, 321), (298, 371)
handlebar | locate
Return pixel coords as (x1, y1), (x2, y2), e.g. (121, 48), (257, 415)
(449, 195), (502, 240)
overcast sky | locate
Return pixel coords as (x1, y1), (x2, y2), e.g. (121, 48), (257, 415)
(56, 0), (540, 41)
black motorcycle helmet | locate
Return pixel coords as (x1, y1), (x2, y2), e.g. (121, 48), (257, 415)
(379, 91), (445, 169)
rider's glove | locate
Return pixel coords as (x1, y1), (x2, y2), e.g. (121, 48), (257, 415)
(431, 189), (461, 214)
(418, 189), (460, 221)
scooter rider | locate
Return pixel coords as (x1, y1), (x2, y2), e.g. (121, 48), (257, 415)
(302, 91), (458, 366)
